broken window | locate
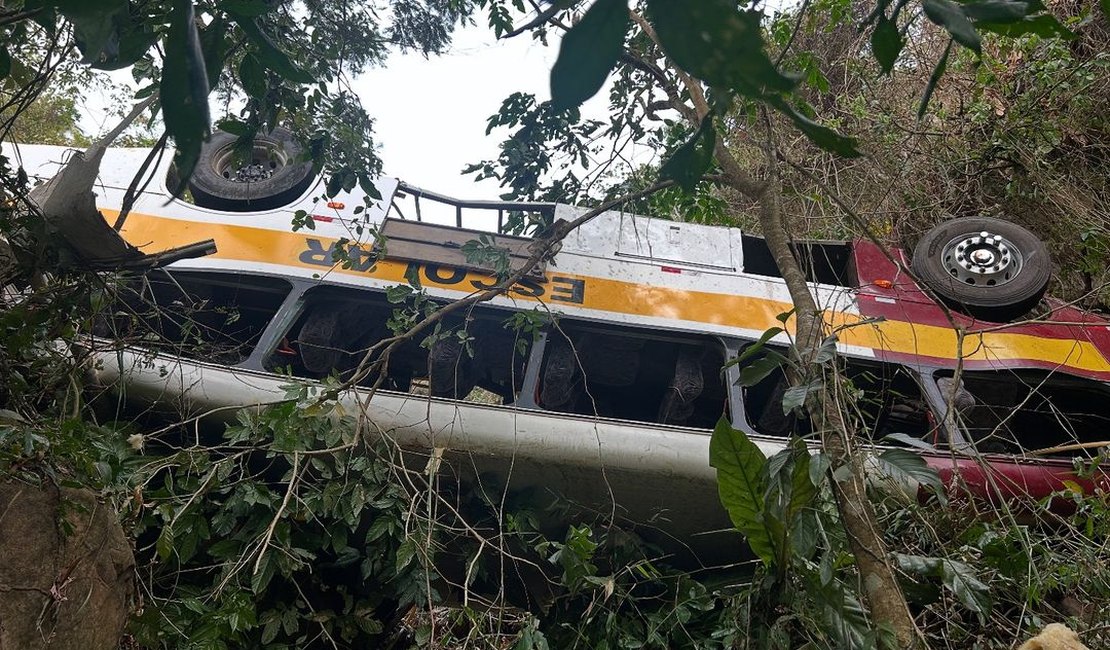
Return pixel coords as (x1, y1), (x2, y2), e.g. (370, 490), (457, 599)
(536, 322), (727, 428)
(98, 272), (291, 364)
(741, 236), (855, 286)
(937, 370), (1110, 455)
(742, 353), (932, 442)
(268, 287), (532, 404)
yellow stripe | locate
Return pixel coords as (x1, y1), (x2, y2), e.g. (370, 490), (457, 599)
(108, 210), (1110, 374)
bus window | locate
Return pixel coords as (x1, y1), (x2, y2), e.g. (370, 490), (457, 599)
(741, 353), (932, 442)
(268, 287), (531, 404)
(936, 370), (1110, 455)
(99, 272), (291, 365)
(536, 323), (727, 428)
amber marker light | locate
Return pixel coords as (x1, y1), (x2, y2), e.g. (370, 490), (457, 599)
(873, 279), (893, 288)
(326, 201), (345, 210)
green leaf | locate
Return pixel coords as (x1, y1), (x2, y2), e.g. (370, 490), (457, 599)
(976, 14), (1075, 38)
(961, 0), (1033, 21)
(883, 432), (938, 452)
(395, 539), (416, 572)
(238, 53), (267, 98)
(923, 0), (982, 53)
(918, 40), (953, 119)
(156, 525), (174, 561)
(1103, 0), (1110, 20)
(723, 327), (784, 371)
(940, 559), (992, 620)
(55, 0), (128, 66)
(782, 380), (819, 414)
(659, 118), (717, 192)
(161, 0), (211, 196)
(198, 17), (230, 87)
(895, 554), (991, 621)
(251, 553), (275, 593)
(786, 439), (815, 521)
(876, 448), (945, 499)
(737, 352), (786, 387)
(216, 118), (251, 136)
(233, 16), (314, 83)
(709, 417), (775, 564)
(870, 15), (903, 74)
(646, 0), (795, 97)
(0, 48), (10, 80)
(814, 334), (839, 363)
(771, 97), (861, 157)
(550, 0), (629, 111)
(220, 0), (276, 16)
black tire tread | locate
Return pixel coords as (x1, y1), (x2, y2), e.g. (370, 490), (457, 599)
(911, 217), (1052, 322)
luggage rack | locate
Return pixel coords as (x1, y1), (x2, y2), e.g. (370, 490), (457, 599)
(390, 181), (556, 235)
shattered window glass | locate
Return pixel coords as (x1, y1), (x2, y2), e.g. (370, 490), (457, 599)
(937, 370), (1110, 456)
(536, 323), (727, 428)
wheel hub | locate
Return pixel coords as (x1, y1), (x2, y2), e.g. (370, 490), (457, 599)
(231, 163), (275, 183)
(212, 140), (286, 184)
(941, 230), (1023, 287)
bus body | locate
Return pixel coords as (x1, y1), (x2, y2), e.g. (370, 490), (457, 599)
(14, 142), (1110, 562)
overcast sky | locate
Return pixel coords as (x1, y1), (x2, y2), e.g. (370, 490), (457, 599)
(355, 26), (555, 199)
(80, 19), (622, 214)
(354, 21), (626, 202)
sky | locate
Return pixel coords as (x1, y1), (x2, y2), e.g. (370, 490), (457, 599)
(354, 25), (561, 200)
(80, 18), (627, 217)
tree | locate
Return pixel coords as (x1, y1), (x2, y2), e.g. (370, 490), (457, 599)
(461, 0), (1080, 647)
(0, 0), (1104, 647)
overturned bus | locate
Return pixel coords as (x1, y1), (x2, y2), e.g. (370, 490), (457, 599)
(14, 132), (1110, 561)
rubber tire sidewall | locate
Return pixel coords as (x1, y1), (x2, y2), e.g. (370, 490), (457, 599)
(911, 217), (1052, 322)
(188, 127), (316, 212)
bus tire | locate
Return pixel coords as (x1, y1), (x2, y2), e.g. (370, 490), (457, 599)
(911, 217), (1051, 322)
(188, 127), (316, 212)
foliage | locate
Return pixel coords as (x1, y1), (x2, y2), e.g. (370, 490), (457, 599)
(128, 399), (433, 648)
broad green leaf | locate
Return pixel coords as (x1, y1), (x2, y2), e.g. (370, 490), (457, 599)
(659, 118), (716, 192)
(722, 327), (784, 371)
(767, 96), (861, 157)
(809, 451), (830, 486)
(918, 40), (953, 119)
(786, 439), (815, 521)
(220, 0), (276, 16)
(782, 380), (819, 414)
(55, 0), (128, 65)
(709, 417), (776, 564)
(941, 559), (992, 620)
(814, 333), (839, 363)
(876, 447), (945, 499)
(882, 432), (938, 451)
(870, 15), (903, 75)
(239, 53), (267, 98)
(737, 352), (786, 387)
(216, 118), (251, 136)
(895, 554), (991, 621)
(1104, 0), (1110, 20)
(233, 16), (314, 83)
(395, 538), (416, 572)
(976, 14), (1076, 38)
(156, 525), (174, 561)
(646, 0), (795, 97)
(923, 0), (982, 53)
(0, 48), (10, 80)
(251, 553), (275, 593)
(550, 0), (629, 111)
(161, 0), (211, 196)
(961, 0), (1031, 21)
(199, 17), (230, 87)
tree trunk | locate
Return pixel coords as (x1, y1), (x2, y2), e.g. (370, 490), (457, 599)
(715, 141), (926, 650)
